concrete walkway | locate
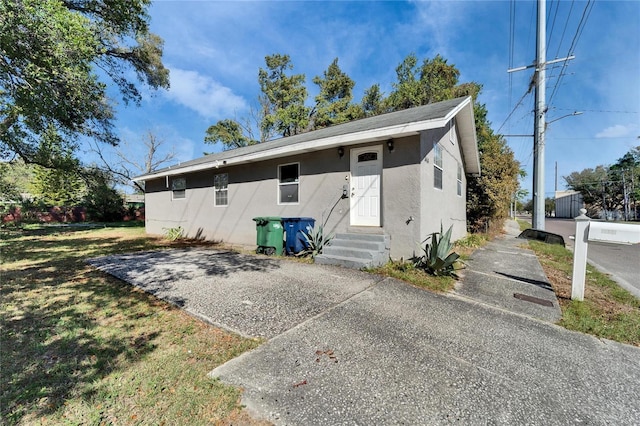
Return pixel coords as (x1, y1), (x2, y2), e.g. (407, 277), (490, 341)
(454, 219), (562, 322)
(88, 224), (640, 425)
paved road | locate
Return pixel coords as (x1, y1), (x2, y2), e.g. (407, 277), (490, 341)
(519, 216), (640, 298)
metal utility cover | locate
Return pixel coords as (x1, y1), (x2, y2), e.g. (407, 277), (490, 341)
(513, 293), (554, 307)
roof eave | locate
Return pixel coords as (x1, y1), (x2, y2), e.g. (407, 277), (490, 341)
(454, 98), (481, 176)
(133, 116), (452, 182)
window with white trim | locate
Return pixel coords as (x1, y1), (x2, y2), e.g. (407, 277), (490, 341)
(457, 163), (463, 196)
(214, 173), (228, 206)
(434, 143), (443, 190)
(278, 163), (299, 204)
(171, 177), (186, 199)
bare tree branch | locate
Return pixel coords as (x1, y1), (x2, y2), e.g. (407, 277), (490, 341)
(90, 129), (177, 193)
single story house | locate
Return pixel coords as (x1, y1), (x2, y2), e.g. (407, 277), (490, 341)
(134, 96), (480, 268)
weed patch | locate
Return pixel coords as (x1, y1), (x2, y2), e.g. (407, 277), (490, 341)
(368, 260), (455, 293)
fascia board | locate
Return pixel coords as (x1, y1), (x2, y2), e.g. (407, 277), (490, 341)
(133, 117), (450, 182)
(452, 98), (481, 176)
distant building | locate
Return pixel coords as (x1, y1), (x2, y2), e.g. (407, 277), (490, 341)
(555, 191), (583, 218)
(124, 194), (145, 205)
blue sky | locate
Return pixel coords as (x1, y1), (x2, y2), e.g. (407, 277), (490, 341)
(93, 0), (640, 197)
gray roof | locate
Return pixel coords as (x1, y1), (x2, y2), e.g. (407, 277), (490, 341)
(134, 96), (479, 180)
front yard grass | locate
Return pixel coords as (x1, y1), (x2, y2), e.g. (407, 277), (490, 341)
(528, 240), (640, 346)
(515, 217), (639, 346)
(1, 225), (264, 425)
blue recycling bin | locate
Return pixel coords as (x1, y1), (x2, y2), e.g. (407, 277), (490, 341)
(282, 217), (316, 255)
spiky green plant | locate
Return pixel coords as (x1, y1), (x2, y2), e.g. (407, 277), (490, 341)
(298, 224), (334, 259)
(162, 226), (184, 241)
(414, 224), (461, 277)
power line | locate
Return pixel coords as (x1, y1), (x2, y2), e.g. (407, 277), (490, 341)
(554, 108), (639, 114)
(553, 0), (574, 61)
(547, 0), (576, 106)
(546, 0), (560, 48)
(497, 88), (533, 134)
(544, 136), (638, 140)
(508, 0), (516, 136)
(548, 0), (595, 105)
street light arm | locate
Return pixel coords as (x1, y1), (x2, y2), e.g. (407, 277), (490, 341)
(547, 111), (583, 125)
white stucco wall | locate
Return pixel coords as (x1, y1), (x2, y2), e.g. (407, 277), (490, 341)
(419, 121), (468, 245)
(144, 129), (469, 259)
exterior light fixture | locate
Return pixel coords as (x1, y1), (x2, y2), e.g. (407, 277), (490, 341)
(337, 146), (344, 158)
(387, 139), (394, 152)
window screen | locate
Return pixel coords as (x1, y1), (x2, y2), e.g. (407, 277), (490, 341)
(172, 177), (186, 199)
(214, 173), (228, 206)
(434, 144), (443, 190)
(279, 163), (299, 204)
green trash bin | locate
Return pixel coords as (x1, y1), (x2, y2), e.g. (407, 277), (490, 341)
(252, 217), (284, 256)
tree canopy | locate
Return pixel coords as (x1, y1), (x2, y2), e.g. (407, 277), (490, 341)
(466, 102), (521, 231)
(0, 0), (169, 169)
(312, 58), (361, 129)
(203, 52), (522, 230)
(564, 146), (639, 218)
(91, 129), (178, 193)
(28, 127), (84, 206)
(386, 54), (460, 110)
(205, 119), (258, 151)
(258, 53), (310, 138)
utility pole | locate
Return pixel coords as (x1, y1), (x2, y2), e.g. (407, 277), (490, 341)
(507, 0), (574, 230)
(632, 171), (637, 220)
(532, 0), (547, 230)
(622, 170), (629, 221)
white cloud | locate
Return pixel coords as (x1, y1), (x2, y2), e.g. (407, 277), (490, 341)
(165, 67), (248, 119)
(595, 124), (638, 139)
(410, 1), (466, 56)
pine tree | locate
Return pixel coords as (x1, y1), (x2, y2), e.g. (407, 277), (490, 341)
(258, 54), (310, 138)
(312, 58), (361, 129)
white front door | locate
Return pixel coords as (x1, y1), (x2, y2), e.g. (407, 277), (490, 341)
(350, 145), (382, 226)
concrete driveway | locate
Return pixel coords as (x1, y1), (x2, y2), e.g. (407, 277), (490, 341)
(88, 248), (380, 339)
(89, 248), (640, 425)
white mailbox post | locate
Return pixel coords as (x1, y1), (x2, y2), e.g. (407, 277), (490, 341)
(571, 209), (640, 301)
(571, 210), (591, 301)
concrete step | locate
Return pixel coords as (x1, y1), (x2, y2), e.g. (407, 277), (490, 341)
(334, 233), (388, 243)
(323, 245), (376, 260)
(328, 238), (386, 251)
(315, 254), (373, 269)
(317, 233), (390, 269)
